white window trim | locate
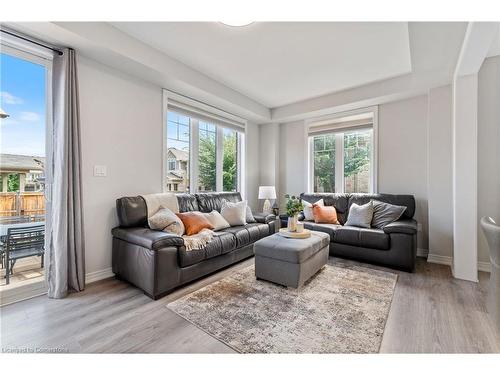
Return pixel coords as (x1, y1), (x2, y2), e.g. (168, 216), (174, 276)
(162, 90), (245, 196)
(0, 41), (53, 305)
(306, 106), (378, 194)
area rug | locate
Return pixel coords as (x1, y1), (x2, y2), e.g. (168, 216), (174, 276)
(167, 264), (397, 353)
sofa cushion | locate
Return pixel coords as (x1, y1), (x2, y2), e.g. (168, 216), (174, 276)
(302, 222), (341, 239)
(195, 192), (242, 213)
(334, 226), (390, 250)
(300, 193), (350, 224)
(176, 193), (199, 213)
(348, 194), (415, 220)
(178, 231), (237, 267)
(220, 223), (270, 248)
(116, 196), (148, 228)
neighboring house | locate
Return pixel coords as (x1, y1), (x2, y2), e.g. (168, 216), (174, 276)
(165, 148), (189, 192)
(0, 153), (45, 192)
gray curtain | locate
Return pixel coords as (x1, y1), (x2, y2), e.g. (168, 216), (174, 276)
(47, 48), (85, 298)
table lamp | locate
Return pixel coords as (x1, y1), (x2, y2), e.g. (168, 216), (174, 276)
(258, 186), (276, 215)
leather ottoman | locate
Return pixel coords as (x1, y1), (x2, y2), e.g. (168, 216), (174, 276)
(253, 231), (330, 288)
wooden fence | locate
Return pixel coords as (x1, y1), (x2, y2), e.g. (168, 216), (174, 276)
(0, 192), (45, 218)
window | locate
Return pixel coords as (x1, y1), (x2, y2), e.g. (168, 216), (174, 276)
(309, 110), (376, 194)
(223, 128), (238, 192)
(343, 129), (371, 193)
(166, 112), (190, 192)
(198, 122), (217, 192)
(164, 109), (243, 194)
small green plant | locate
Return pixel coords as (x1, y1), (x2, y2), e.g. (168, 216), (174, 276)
(285, 194), (304, 217)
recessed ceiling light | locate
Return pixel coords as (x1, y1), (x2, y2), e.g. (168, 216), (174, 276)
(219, 21), (254, 27)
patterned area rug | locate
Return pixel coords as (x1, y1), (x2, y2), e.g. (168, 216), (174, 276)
(167, 264), (397, 353)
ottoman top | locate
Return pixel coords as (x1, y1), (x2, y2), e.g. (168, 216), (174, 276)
(253, 231), (329, 264)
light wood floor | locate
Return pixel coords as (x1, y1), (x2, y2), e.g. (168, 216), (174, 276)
(1, 257), (499, 353)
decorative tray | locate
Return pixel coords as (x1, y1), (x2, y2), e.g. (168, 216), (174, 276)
(278, 228), (311, 239)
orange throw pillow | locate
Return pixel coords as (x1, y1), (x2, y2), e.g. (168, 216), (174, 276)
(312, 204), (340, 224)
(176, 212), (214, 236)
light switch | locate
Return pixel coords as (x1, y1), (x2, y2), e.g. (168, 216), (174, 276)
(94, 165), (107, 177)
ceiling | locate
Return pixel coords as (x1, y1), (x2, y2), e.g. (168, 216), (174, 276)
(111, 22), (413, 108)
(487, 24), (500, 58)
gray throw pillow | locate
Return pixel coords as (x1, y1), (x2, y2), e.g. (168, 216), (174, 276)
(149, 206), (184, 236)
(371, 200), (406, 228)
(344, 201), (374, 228)
(246, 205), (256, 223)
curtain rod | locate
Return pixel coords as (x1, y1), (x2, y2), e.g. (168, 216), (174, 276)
(1, 29), (63, 56)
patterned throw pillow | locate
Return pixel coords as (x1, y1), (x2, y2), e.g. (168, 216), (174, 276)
(221, 200), (247, 226)
(312, 204), (340, 224)
(246, 205), (257, 223)
(371, 200), (406, 228)
(204, 210), (231, 231)
(176, 211), (214, 236)
(149, 206), (185, 236)
(303, 199), (324, 221)
(344, 201), (374, 228)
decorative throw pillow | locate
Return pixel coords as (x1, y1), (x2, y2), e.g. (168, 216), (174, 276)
(221, 200), (247, 226)
(312, 204), (340, 224)
(371, 200), (406, 228)
(176, 211), (214, 236)
(344, 202), (374, 228)
(303, 199), (324, 221)
(149, 206), (185, 236)
(246, 205), (256, 223)
(204, 210), (231, 231)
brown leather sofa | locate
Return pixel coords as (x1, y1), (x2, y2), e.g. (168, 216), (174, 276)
(111, 192), (277, 299)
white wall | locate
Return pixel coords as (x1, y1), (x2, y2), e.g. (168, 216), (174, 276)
(452, 73), (479, 281)
(78, 56), (261, 276)
(79, 56), (163, 275)
(245, 121), (260, 211)
(427, 85), (454, 259)
(478, 55), (500, 265)
(268, 95), (434, 251)
(278, 121), (308, 208)
(378, 95), (429, 250)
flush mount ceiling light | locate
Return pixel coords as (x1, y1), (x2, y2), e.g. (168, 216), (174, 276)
(219, 21), (254, 27)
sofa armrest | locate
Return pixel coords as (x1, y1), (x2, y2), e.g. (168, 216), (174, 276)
(383, 219), (418, 235)
(253, 213), (277, 224)
(111, 227), (184, 250)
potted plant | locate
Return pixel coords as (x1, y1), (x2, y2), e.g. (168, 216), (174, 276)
(285, 194), (303, 232)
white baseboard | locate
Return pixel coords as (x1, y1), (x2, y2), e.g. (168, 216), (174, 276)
(417, 248), (429, 257)
(478, 261), (492, 273)
(425, 254), (491, 273)
(427, 254), (453, 266)
(86, 267), (114, 284)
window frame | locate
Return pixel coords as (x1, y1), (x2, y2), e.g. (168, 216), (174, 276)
(307, 106), (378, 194)
(162, 92), (244, 195)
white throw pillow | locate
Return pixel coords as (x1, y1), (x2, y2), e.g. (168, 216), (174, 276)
(221, 200), (247, 226)
(302, 199), (324, 221)
(148, 206), (185, 236)
(204, 210), (231, 231)
(344, 201), (374, 228)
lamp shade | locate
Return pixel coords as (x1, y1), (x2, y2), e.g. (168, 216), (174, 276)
(258, 186), (276, 200)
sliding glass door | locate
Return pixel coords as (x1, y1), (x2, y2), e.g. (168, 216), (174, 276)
(0, 44), (51, 298)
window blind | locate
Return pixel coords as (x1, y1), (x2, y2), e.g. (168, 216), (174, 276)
(166, 93), (246, 133)
(308, 117), (373, 136)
